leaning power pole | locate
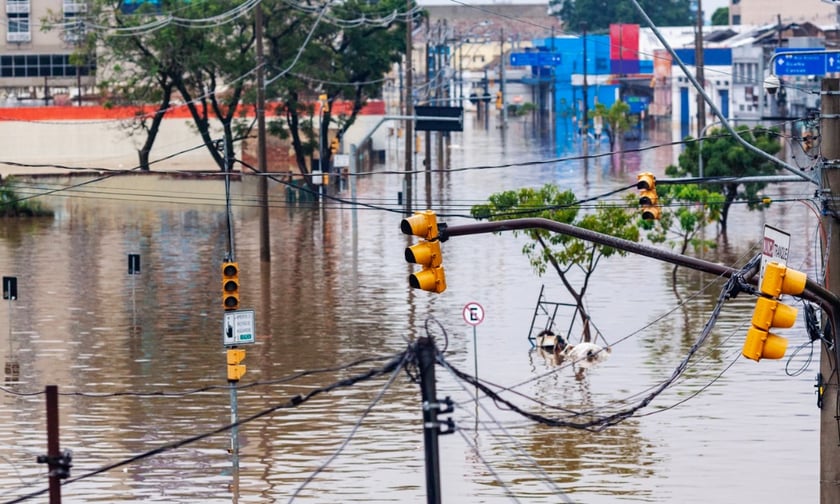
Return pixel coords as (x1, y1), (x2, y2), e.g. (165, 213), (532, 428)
(819, 78), (840, 504)
(694, 0), (706, 134)
(404, 0), (414, 214)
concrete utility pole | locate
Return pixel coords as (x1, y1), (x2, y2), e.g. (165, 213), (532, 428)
(694, 0), (706, 134)
(404, 0), (414, 214)
(255, 2), (270, 262)
(581, 22), (588, 154)
(819, 78), (840, 504)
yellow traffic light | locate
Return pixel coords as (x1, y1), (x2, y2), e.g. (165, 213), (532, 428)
(636, 172), (660, 220)
(330, 137), (340, 155)
(495, 91), (503, 110)
(401, 210), (447, 293)
(222, 261), (240, 311)
(227, 348), (246, 381)
(742, 261), (806, 362)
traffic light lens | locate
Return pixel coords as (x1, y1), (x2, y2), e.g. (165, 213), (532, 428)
(224, 296), (238, 308)
(224, 280), (238, 292)
(223, 264), (238, 277)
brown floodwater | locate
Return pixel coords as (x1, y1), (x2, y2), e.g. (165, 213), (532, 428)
(0, 115), (821, 503)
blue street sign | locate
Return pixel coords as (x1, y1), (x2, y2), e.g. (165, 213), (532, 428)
(510, 52), (538, 66)
(774, 48), (827, 76)
(828, 53), (840, 73)
(510, 52), (560, 67)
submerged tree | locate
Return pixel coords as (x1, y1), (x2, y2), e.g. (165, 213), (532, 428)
(668, 126), (782, 233)
(263, 0), (409, 190)
(471, 184), (640, 342)
(590, 100), (635, 153)
(632, 184), (724, 286)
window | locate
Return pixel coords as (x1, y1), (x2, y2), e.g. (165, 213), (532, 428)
(7, 13), (31, 43)
(733, 15), (741, 25)
(0, 54), (96, 78)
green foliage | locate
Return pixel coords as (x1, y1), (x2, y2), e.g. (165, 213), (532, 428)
(550, 0), (693, 31)
(471, 183), (639, 279)
(711, 7), (730, 26)
(635, 184), (723, 255)
(472, 184), (639, 341)
(590, 101), (636, 150)
(0, 179), (52, 217)
(264, 0), (409, 177)
(667, 125), (782, 231)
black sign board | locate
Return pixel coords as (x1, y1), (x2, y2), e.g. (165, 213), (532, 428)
(415, 106), (463, 132)
(128, 254), (141, 275)
(3, 276), (17, 300)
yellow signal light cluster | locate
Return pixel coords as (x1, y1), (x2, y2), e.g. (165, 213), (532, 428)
(742, 262), (806, 362)
(636, 172), (660, 220)
(401, 210), (446, 294)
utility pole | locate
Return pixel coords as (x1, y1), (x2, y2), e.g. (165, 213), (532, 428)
(581, 22), (588, 154)
(500, 27), (507, 127)
(255, 1), (270, 262)
(404, 0), (414, 214)
(819, 77), (840, 504)
(695, 0), (706, 134)
(417, 337), (454, 504)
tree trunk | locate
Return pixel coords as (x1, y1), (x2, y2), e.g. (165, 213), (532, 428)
(137, 81), (173, 172)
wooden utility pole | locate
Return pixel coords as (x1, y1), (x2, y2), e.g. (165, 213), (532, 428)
(404, 1), (414, 214)
(819, 78), (840, 504)
(695, 0), (706, 134)
(255, 1), (270, 262)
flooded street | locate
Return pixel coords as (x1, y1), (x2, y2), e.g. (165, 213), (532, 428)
(0, 112), (822, 503)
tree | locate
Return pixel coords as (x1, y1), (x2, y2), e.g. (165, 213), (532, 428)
(471, 184), (640, 342)
(711, 7), (730, 26)
(667, 126), (782, 233)
(550, 0), (693, 32)
(590, 100), (635, 152)
(263, 0), (409, 190)
(633, 184), (724, 286)
(47, 0), (262, 172)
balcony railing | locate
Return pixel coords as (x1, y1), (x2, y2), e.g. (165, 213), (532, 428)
(7, 32), (32, 43)
(6, 1), (30, 14)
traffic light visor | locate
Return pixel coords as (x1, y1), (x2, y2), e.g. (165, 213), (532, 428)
(409, 266), (447, 293)
(641, 206), (661, 220)
(751, 296), (797, 330)
(400, 210), (438, 240)
(405, 240), (442, 268)
(637, 172), (656, 190)
(639, 188), (658, 206)
(743, 326), (788, 361)
(761, 262), (806, 297)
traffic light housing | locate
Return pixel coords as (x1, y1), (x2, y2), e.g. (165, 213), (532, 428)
(495, 91), (503, 110)
(401, 210), (446, 293)
(330, 137), (340, 155)
(227, 348), (246, 381)
(637, 172), (660, 220)
(742, 261), (806, 362)
(222, 261), (240, 311)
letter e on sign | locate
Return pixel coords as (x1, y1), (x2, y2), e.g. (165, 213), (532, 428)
(463, 302), (485, 326)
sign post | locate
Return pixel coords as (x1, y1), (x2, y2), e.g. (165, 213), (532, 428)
(463, 301), (485, 428)
(128, 254), (140, 328)
(3, 276), (17, 344)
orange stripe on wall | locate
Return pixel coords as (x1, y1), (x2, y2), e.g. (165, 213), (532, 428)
(0, 100), (386, 121)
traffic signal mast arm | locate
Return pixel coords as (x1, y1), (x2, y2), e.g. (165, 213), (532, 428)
(440, 218), (840, 315)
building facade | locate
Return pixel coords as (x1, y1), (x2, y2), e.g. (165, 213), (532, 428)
(0, 0), (96, 103)
(730, 0), (839, 26)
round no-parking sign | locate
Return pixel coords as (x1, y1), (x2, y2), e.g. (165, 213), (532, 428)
(462, 302), (485, 326)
